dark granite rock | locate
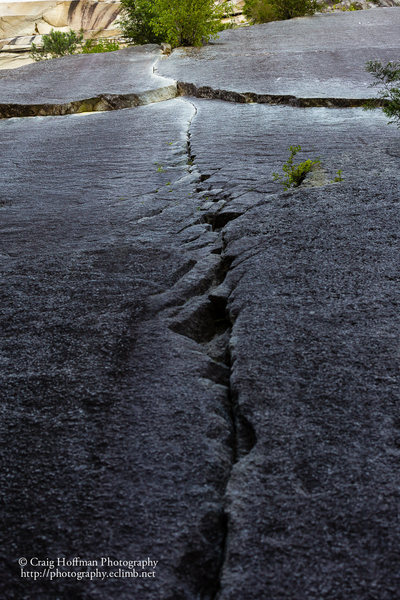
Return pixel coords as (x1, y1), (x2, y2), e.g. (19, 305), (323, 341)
(0, 102), (233, 599)
(187, 100), (400, 599)
(1, 9), (400, 600)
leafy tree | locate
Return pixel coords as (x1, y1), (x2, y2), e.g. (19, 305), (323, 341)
(30, 29), (83, 61)
(119, 0), (224, 48)
(119, 0), (163, 44)
(244, 0), (318, 23)
(365, 60), (400, 128)
(151, 0), (224, 47)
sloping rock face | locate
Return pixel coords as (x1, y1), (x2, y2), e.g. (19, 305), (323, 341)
(158, 8), (400, 99)
(1, 8), (400, 600)
(0, 44), (177, 114)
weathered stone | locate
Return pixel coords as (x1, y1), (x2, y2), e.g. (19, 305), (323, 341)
(0, 0), (121, 41)
(1, 8), (400, 600)
(0, 50), (34, 69)
(0, 45), (176, 111)
(0, 100), (232, 599)
(160, 42), (171, 55)
(159, 8), (400, 99)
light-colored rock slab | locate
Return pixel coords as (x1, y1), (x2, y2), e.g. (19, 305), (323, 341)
(0, 0), (121, 41)
(0, 49), (33, 67)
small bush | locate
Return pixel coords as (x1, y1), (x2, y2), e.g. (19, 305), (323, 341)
(81, 39), (120, 53)
(244, 0), (318, 23)
(30, 30), (121, 61)
(151, 0), (225, 48)
(365, 60), (400, 128)
(243, 0), (277, 22)
(273, 145), (320, 189)
(119, 0), (163, 45)
(30, 29), (83, 61)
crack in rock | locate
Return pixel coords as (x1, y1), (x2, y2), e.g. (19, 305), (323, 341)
(177, 81), (382, 108)
(0, 72), (385, 120)
(0, 85), (178, 119)
(144, 97), (257, 598)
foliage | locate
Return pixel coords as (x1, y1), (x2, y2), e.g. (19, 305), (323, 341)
(365, 60), (400, 128)
(218, 1), (238, 30)
(331, 1), (363, 10)
(244, 0), (318, 23)
(119, 0), (163, 44)
(243, 0), (277, 22)
(151, 0), (225, 47)
(119, 0), (225, 47)
(333, 169), (343, 182)
(273, 145), (320, 189)
(30, 29), (83, 61)
(81, 39), (120, 53)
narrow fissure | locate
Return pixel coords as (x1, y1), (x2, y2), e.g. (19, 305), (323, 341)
(177, 81), (382, 109)
(166, 99), (256, 598)
(185, 99), (199, 175)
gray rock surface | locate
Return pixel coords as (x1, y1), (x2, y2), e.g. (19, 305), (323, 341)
(188, 101), (400, 599)
(0, 45), (175, 104)
(0, 100), (234, 599)
(1, 8), (400, 600)
(159, 9), (400, 99)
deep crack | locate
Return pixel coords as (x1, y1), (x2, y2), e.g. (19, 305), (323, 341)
(177, 81), (383, 109)
(184, 98), (199, 176)
(158, 108), (257, 591)
(0, 72), (384, 120)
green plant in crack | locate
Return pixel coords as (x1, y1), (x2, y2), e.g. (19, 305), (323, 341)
(273, 145), (320, 190)
(332, 169), (343, 183)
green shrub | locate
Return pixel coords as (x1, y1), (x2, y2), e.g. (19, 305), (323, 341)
(119, 0), (163, 44)
(365, 60), (400, 128)
(244, 0), (318, 23)
(120, 0), (224, 47)
(273, 145), (320, 189)
(30, 29), (83, 61)
(243, 0), (277, 22)
(30, 30), (120, 61)
(151, 0), (225, 47)
(81, 39), (120, 53)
